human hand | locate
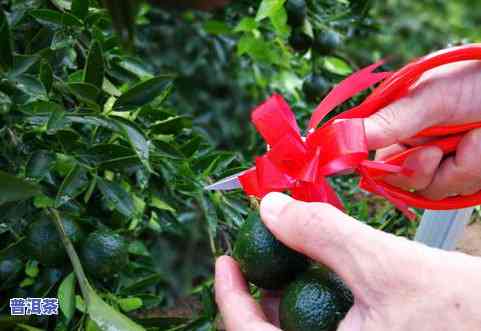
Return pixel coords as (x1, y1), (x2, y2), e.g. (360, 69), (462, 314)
(364, 60), (481, 200)
(215, 192), (481, 330)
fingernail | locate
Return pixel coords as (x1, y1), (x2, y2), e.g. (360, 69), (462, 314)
(260, 192), (292, 224)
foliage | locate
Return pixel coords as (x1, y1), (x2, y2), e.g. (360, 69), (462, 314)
(0, 1), (245, 330)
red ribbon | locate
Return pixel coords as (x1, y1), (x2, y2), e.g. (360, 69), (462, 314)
(239, 44), (481, 220)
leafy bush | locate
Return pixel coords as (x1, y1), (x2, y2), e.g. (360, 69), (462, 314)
(0, 0), (245, 329)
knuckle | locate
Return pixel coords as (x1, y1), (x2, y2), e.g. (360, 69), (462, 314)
(460, 182), (481, 196)
(370, 106), (401, 141)
(411, 178), (431, 191)
(420, 187), (447, 201)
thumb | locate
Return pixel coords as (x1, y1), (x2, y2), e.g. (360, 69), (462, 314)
(363, 91), (444, 150)
(260, 192), (434, 301)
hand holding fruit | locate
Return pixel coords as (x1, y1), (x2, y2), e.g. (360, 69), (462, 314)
(215, 193), (481, 330)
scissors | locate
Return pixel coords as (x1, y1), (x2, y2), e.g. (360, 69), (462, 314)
(203, 44), (481, 219)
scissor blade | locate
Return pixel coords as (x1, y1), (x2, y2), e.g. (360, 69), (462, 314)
(204, 172), (245, 191)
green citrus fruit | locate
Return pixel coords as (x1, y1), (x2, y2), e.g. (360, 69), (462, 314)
(233, 213), (309, 290)
(286, 0), (307, 27)
(313, 30), (341, 55)
(302, 74), (330, 102)
(80, 230), (128, 279)
(0, 257), (23, 290)
(279, 267), (353, 331)
(26, 215), (85, 266)
(289, 28), (313, 53)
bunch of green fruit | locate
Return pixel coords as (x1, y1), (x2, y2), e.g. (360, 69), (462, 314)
(233, 212), (353, 331)
(285, 0), (342, 56)
(25, 214), (128, 280)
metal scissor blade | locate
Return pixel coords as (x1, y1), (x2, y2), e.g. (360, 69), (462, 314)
(204, 171), (246, 191)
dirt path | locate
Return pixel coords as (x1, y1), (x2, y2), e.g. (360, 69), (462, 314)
(457, 221), (481, 256)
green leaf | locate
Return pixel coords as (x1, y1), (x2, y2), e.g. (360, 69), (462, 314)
(26, 150), (54, 180)
(116, 57), (153, 79)
(234, 18), (258, 33)
(76, 295), (86, 313)
(16, 324), (44, 331)
(71, 0), (89, 20)
(237, 35), (280, 64)
(46, 105), (67, 134)
(113, 76), (173, 111)
(324, 56), (353, 75)
(9, 55), (39, 78)
(33, 195), (55, 208)
(30, 9), (83, 28)
(269, 5), (289, 37)
(150, 196), (176, 214)
(256, 0), (286, 21)
(84, 40), (104, 89)
(89, 144), (136, 162)
(149, 116), (192, 135)
(117, 297), (143, 312)
(97, 178), (135, 218)
(14, 75), (48, 102)
(0, 9), (13, 72)
(87, 286), (145, 331)
(255, 0), (288, 37)
(86, 318), (102, 331)
(121, 274), (164, 294)
(25, 260), (39, 278)
(20, 277), (35, 287)
(181, 136), (202, 157)
(112, 117), (152, 172)
(68, 82), (101, 105)
(55, 165), (89, 207)
(128, 240), (149, 256)
(203, 20), (231, 35)
(0, 91), (12, 114)
(198, 194), (218, 251)
(0, 170), (41, 205)
(103, 78), (121, 97)
(50, 0), (71, 10)
(58, 272), (76, 321)
(39, 59), (53, 93)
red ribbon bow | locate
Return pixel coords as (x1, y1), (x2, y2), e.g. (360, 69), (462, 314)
(239, 44), (481, 220)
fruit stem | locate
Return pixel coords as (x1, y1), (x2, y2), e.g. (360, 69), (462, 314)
(249, 196), (260, 210)
(48, 208), (93, 306)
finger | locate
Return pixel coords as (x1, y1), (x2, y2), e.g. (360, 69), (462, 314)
(364, 88), (444, 150)
(381, 146), (443, 191)
(375, 144), (407, 161)
(260, 291), (281, 327)
(215, 256), (281, 331)
(420, 128), (481, 200)
(259, 193), (438, 302)
(400, 135), (438, 147)
(337, 304), (364, 331)
(363, 70), (453, 151)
